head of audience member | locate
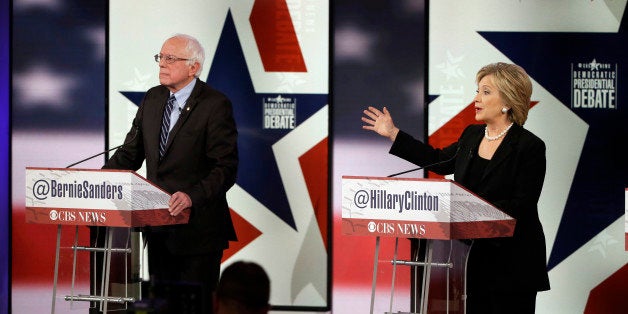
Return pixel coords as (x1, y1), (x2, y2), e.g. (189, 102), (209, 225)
(214, 261), (271, 314)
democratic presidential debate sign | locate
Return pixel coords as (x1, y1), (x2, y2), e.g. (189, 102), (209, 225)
(341, 176), (515, 240)
(25, 167), (188, 227)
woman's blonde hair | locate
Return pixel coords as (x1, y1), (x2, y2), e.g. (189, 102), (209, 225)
(476, 62), (532, 125)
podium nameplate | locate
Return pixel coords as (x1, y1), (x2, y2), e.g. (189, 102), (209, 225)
(25, 167), (189, 227)
(342, 176), (515, 239)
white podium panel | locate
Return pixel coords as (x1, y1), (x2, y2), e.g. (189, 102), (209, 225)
(25, 167), (189, 226)
(342, 176), (514, 240)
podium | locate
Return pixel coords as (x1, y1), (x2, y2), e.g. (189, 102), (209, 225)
(25, 167), (190, 313)
(341, 176), (515, 314)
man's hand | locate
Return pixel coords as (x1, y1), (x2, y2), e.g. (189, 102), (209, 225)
(168, 191), (191, 216)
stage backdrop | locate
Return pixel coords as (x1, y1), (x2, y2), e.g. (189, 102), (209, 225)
(428, 1), (628, 313)
(109, 1), (330, 310)
(1, 0), (9, 311)
(11, 0), (107, 313)
(11, 1), (628, 313)
(331, 0), (427, 313)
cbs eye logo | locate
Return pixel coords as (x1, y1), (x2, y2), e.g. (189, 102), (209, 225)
(367, 221), (376, 232)
(49, 210), (59, 221)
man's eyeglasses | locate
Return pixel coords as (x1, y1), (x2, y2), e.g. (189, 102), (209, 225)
(154, 54), (191, 64)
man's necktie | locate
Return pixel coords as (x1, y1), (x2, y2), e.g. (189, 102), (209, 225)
(159, 95), (176, 157)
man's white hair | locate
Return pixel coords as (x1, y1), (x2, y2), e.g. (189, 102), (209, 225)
(170, 33), (205, 78)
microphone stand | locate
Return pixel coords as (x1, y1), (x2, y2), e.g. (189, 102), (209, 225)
(387, 147), (460, 178)
(65, 144), (124, 168)
(65, 122), (139, 168)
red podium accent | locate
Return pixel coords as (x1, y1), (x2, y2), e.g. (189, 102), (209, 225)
(25, 167), (189, 226)
(342, 175), (515, 314)
(342, 176), (514, 239)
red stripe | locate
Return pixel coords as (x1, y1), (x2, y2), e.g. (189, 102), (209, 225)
(25, 207), (188, 227)
(342, 218), (514, 239)
(249, 0), (307, 72)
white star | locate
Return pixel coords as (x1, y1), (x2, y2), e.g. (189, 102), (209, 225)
(589, 59), (600, 70)
(13, 64), (78, 109)
(587, 230), (619, 259)
(275, 72), (307, 93)
(225, 107), (330, 307)
(122, 67), (153, 90)
(436, 50), (466, 81)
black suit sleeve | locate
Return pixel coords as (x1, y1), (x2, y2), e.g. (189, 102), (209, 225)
(184, 95), (238, 208)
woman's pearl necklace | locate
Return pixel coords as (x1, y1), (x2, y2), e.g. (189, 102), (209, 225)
(485, 122), (514, 141)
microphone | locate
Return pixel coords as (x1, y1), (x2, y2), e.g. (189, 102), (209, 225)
(65, 119), (140, 168)
(387, 147), (460, 178)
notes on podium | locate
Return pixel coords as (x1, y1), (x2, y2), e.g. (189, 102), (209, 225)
(25, 167), (189, 227)
(342, 175), (515, 240)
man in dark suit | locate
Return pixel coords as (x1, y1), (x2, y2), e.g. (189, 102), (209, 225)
(104, 33), (238, 313)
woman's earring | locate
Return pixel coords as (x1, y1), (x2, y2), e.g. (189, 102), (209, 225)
(501, 107), (509, 114)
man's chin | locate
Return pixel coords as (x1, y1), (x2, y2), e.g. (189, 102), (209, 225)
(159, 80), (171, 88)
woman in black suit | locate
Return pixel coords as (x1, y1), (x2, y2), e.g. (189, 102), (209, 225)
(362, 62), (550, 314)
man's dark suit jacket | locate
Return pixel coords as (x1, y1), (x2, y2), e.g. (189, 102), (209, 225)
(390, 123), (550, 293)
(104, 78), (238, 255)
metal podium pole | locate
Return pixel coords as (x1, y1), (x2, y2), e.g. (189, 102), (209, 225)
(370, 236), (381, 314)
(51, 224), (62, 314)
(388, 237), (400, 314)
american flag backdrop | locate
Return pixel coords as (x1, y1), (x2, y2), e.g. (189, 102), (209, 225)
(11, 0), (107, 312)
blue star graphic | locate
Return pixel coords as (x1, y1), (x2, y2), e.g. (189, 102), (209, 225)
(120, 11), (328, 230)
(478, 16), (627, 269)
